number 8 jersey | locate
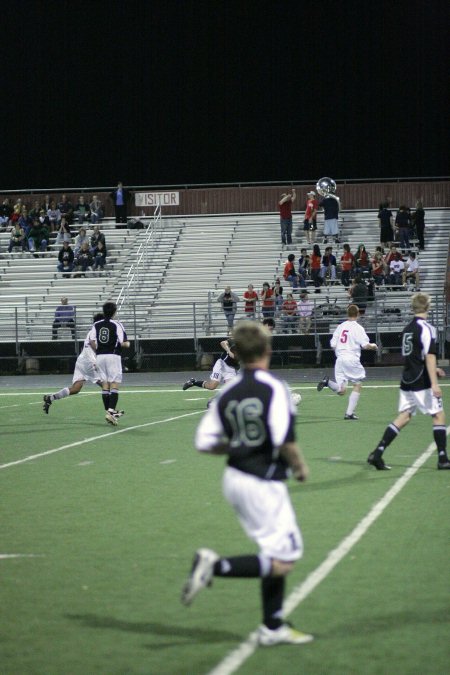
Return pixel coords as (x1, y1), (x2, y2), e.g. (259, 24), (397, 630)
(88, 318), (127, 355)
(400, 316), (437, 391)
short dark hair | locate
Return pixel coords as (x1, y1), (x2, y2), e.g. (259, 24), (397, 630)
(102, 301), (117, 319)
(288, 253), (295, 262)
(233, 321), (271, 364)
(262, 317), (276, 329)
(93, 312), (104, 322)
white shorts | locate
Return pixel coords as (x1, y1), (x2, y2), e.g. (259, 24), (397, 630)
(398, 388), (444, 416)
(324, 218), (339, 235)
(334, 356), (366, 388)
(210, 359), (237, 385)
(222, 466), (303, 562)
(72, 349), (99, 384)
(96, 354), (123, 384)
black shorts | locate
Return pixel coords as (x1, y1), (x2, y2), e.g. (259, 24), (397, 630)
(303, 219), (317, 231)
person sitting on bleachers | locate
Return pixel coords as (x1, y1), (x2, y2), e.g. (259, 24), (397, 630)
(8, 222), (27, 252)
(57, 240), (75, 277)
(283, 253), (299, 289)
(18, 207), (32, 237)
(402, 251), (420, 290)
(297, 289), (314, 334)
(311, 244), (323, 292)
(92, 240), (107, 271)
(47, 200), (62, 232)
(52, 296), (76, 340)
(320, 246), (337, 283)
(0, 198), (13, 231)
(355, 244), (371, 277)
(89, 196), (104, 224)
(281, 292), (298, 333)
(371, 251), (386, 286)
(29, 200), (41, 221)
(90, 224), (106, 252)
(58, 194), (74, 224)
(55, 216), (72, 246)
(273, 278), (284, 315)
(74, 241), (94, 276)
(388, 252), (405, 287)
(348, 275), (369, 313)
(27, 218), (49, 256)
(298, 248), (310, 286)
(73, 195), (91, 224)
(73, 227), (90, 255)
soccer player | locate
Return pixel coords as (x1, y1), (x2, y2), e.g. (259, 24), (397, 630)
(181, 321), (312, 646)
(317, 304), (378, 419)
(43, 313), (104, 413)
(368, 292), (450, 471)
(182, 339), (239, 394)
(88, 301), (129, 425)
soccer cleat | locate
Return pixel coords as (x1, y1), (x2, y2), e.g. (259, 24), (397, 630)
(112, 409), (125, 418)
(258, 623), (314, 646)
(317, 376), (329, 392)
(43, 395), (52, 414)
(367, 452), (391, 471)
(437, 458), (450, 470)
(344, 413), (359, 420)
(182, 377), (196, 391)
(181, 548), (219, 606)
(105, 411), (118, 426)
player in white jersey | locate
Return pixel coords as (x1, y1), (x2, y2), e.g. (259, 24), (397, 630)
(43, 313), (104, 413)
(316, 304), (378, 419)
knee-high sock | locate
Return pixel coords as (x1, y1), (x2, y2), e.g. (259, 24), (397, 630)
(327, 379), (340, 392)
(346, 391), (360, 416)
(261, 576), (285, 630)
(51, 387), (70, 401)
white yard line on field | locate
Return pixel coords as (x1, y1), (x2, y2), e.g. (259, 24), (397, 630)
(0, 411), (203, 470)
(206, 427), (450, 675)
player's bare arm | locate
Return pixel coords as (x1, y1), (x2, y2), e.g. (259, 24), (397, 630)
(280, 442), (309, 482)
(363, 342), (378, 350)
(425, 353), (442, 397)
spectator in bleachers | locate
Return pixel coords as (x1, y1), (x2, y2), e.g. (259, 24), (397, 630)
(8, 222), (27, 252)
(278, 188), (296, 247)
(340, 243), (355, 288)
(29, 200), (41, 221)
(41, 194), (53, 213)
(243, 283), (258, 319)
(303, 191), (318, 244)
(298, 248), (310, 286)
(320, 246), (337, 283)
(260, 282), (275, 319)
(58, 194), (74, 224)
(52, 296), (76, 340)
(371, 251), (386, 286)
(47, 200), (62, 231)
(395, 205), (411, 251)
(355, 244), (371, 277)
(283, 253), (299, 289)
(92, 239), (107, 271)
(320, 191), (340, 244)
(384, 244), (399, 269)
(18, 208), (32, 237)
(89, 195), (104, 224)
(377, 201), (394, 245)
(74, 241), (94, 276)
(27, 218), (49, 256)
(55, 216), (72, 245)
(217, 286), (239, 329)
(281, 292), (298, 333)
(57, 240), (75, 277)
(402, 251), (420, 290)
(73, 195), (91, 224)
(74, 227), (90, 255)
(273, 278), (284, 315)
(348, 275), (368, 313)
(0, 198), (12, 230)
(310, 244), (323, 292)
(388, 252), (405, 287)
(297, 289), (314, 334)
(90, 224), (106, 252)
(412, 200), (425, 250)
(110, 182), (130, 224)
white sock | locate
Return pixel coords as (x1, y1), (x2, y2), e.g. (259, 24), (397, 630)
(52, 387), (70, 400)
(346, 391), (360, 415)
(328, 379), (340, 393)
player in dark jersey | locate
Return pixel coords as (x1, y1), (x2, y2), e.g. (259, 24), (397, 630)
(368, 293), (449, 470)
(88, 301), (129, 425)
(181, 321), (313, 646)
(182, 339), (239, 393)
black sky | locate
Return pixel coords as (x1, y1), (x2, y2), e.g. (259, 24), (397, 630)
(1, 0), (449, 190)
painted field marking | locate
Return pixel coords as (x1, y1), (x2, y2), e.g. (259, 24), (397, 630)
(0, 554), (44, 560)
(207, 427), (450, 675)
(0, 411), (203, 470)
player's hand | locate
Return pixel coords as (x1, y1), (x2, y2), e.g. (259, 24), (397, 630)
(436, 368), (446, 378)
(432, 383), (442, 398)
(292, 461), (309, 482)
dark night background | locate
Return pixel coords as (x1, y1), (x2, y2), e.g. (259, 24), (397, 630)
(1, 0), (449, 190)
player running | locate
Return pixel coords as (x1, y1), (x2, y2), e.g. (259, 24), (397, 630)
(43, 313), (104, 413)
(317, 304), (377, 419)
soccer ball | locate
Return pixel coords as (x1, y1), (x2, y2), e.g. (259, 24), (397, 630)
(291, 392), (302, 406)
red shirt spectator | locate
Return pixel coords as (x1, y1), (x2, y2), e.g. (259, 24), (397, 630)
(243, 284), (258, 315)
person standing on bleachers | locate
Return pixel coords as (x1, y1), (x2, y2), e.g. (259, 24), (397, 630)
(395, 205), (411, 251)
(278, 188), (296, 247)
(243, 283), (258, 319)
(303, 191), (318, 244)
(110, 181), (131, 225)
(377, 201), (394, 246)
(411, 200), (425, 250)
(52, 297), (76, 340)
(89, 196), (104, 224)
(217, 286), (239, 330)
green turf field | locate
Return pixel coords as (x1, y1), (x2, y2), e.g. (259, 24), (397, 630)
(1, 380), (449, 675)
